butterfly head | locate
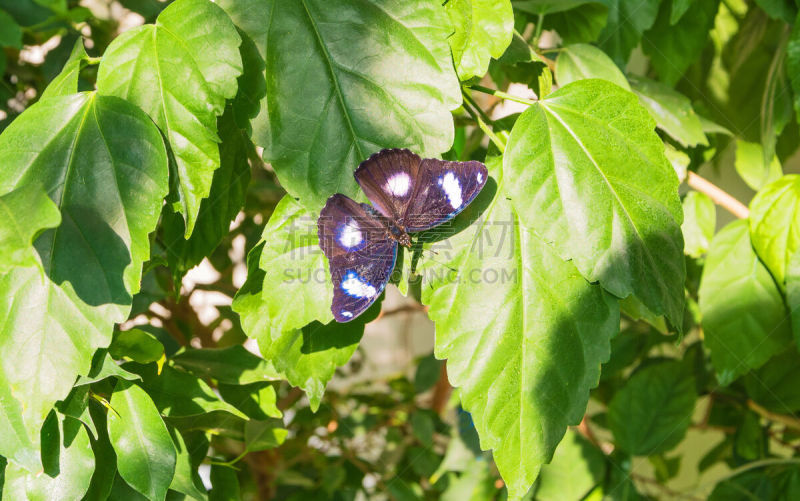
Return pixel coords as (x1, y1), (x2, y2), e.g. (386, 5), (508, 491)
(388, 223), (411, 248)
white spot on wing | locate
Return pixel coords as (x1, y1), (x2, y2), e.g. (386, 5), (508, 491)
(438, 172), (463, 209)
(341, 310), (353, 318)
(338, 221), (362, 248)
(341, 271), (377, 298)
(385, 172), (411, 197)
(477, 172), (483, 183)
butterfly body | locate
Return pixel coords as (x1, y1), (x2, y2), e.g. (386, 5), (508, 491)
(318, 149), (487, 322)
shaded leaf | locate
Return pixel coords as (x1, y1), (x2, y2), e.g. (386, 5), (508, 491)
(110, 329), (165, 364)
(0, 182), (60, 273)
(536, 430), (606, 501)
(597, 0), (660, 67)
(96, 0), (243, 235)
(682, 191), (716, 258)
(244, 419), (288, 452)
(172, 346), (279, 385)
(504, 79), (685, 329)
(699, 220), (792, 385)
(217, 0), (461, 210)
(630, 75), (708, 148)
(75, 350), (141, 386)
(735, 140), (782, 191)
(168, 428), (207, 501)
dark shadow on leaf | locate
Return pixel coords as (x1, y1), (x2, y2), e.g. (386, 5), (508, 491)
(300, 295), (383, 354)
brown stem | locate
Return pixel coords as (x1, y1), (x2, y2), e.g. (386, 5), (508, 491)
(431, 362), (451, 415)
(747, 399), (800, 431)
(687, 172), (750, 219)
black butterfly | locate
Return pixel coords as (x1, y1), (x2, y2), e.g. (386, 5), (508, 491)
(317, 149), (488, 322)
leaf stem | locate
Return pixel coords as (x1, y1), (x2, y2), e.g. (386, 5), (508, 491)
(747, 399), (800, 431)
(686, 172), (749, 219)
(467, 84), (537, 106)
(533, 13), (545, 48)
(461, 91), (506, 153)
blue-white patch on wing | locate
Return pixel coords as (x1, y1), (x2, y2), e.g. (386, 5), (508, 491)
(341, 270), (378, 298)
(337, 220), (364, 250)
(340, 310), (354, 319)
(438, 171), (463, 210)
(385, 172), (412, 197)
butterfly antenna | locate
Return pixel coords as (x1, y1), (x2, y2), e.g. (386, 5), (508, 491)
(419, 248), (456, 272)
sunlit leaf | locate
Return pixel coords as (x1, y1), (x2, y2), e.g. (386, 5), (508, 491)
(682, 191), (716, 258)
(446, 0), (514, 80)
(554, 43), (630, 90)
(0, 182), (60, 273)
(749, 175), (800, 286)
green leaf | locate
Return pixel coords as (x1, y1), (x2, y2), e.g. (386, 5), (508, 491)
(0, 92), (167, 469)
(642, 0), (719, 86)
(608, 360), (697, 455)
(699, 220), (792, 385)
(217, 382), (282, 420)
(256, 196), (332, 330)
(597, 0), (660, 67)
(440, 458), (494, 501)
(171, 346), (279, 385)
(2, 416), (94, 501)
(0, 182), (60, 273)
(41, 38), (89, 99)
(504, 79), (685, 330)
(96, 0), (243, 236)
(670, 0), (692, 24)
(126, 363), (248, 419)
(544, 2), (609, 45)
(745, 347), (800, 413)
(83, 403), (117, 501)
(233, 234), (379, 412)
(735, 140), (782, 191)
(755, 0), (797, 23)
(787, 13), (800, 125)
(168, 428), (207, 501)
(110, 329), (165, 364)
(535, 430), (606, 501)
(0, 9), (22, 48)
(217, 0), (461, 210)
(709, 463), (800, 500)
(209, 465), (240, 501)
(749, 175), (800, 287)
(414, 354), (443, 393)
(55, 385), (97, 438)
(787, 250), (800, 344)
(681, 191), (716, 258)
(0, 373), (38, 472)
(421, 159), (619, 499)
(554, 43), (630, 90)
(161, 108), (253, 282)
(108, 382), (177, 501)
(75, 350), (141, 386)
(244, 419), (288, 452)
(446, 0), (514, 80)
(165, 410), (246, 439)
(630, 75), (708, 148)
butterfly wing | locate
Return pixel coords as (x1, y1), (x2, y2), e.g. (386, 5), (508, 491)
(318, 194), (397, 322)
(354, 149), (422, 220)
(403, 158), (488, 232)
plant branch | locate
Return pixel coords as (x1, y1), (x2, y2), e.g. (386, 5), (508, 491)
(467, 84), (538, 106)
(461, 91), (506, 153)
(686, 172), (750, 219)
(747, 399), (800, 431)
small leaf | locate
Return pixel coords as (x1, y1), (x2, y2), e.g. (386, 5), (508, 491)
(735, 140), (783, 191)
(630, 75), (708, 148)
(504, 79), (685, 330)
(414, 354), (443, 393)
(108, 382), (177, 501)
(699, 220), (792, 385)
(217, 382), (281, 421)
(536, 430), (606, 501)
(0, 182), (61, 273)
(217, 0), (461, 210)
(168, 427), (207, 501)
(597, 0), (660, 67)
(681, 191), (716, 258)
(171, 346), (279, 385)
(75, 350), (141, 386)
(749, 175), (800, 286)
(96, 0), (243, 235)
(41, 38), (89, 99)
(244, 419), (288, 452)
(110, 329), (165, 364)
(555, 43), (630, 90)
(608, 360), (697, 455)
(2, 416), (95, 501)
(446, 0), (514, 80)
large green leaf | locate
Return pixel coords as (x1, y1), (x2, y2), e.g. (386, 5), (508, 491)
(535, 430), (606, 501)
(0, 92), (167, 470)
(2, 416), (95, 501)
(597, 0), (660, 67)
(421, 159), (619, 499)
(642, 0), (719, 86)
(108, 382), (177, 501)
(504, 79), (685, 330)
(554, 43), (630, 90)
(96, 0), (243, 236)
(217, 0), (461, 210)
(608, 360), (697, 455)
(749, 175), (800, 286)
(699, 220), (792, 385)
(233, 236), (380, 411)
(41, 38), (90, 99)
(0, 182), (60, 273)
(629, 75), (708, 148)
(446, 0), (514, 80)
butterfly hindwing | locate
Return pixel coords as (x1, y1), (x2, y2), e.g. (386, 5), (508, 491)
(403, 158), (488, 231)
(354, 149), (422, 220)
(318, 194), (397, 322)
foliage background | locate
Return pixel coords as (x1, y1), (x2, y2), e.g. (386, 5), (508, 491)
(4, 0), (800, 500)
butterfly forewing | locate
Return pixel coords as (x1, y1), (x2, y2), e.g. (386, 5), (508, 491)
(354, 149), (422, 220)
(403, 158), (488, 231)
(318, 194), (397, 322)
